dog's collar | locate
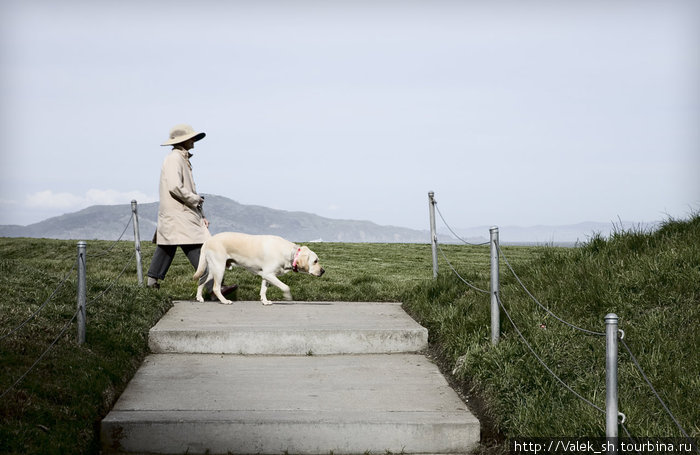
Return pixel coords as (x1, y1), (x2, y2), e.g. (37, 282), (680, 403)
(292, 247), (302, 273)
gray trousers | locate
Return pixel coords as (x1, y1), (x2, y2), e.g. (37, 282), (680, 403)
(147, 244), (212, 290)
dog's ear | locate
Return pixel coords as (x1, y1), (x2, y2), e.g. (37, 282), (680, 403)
(296, 246), (311, 272)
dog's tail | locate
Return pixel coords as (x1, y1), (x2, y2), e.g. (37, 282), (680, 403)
(193, 242), (208, 280)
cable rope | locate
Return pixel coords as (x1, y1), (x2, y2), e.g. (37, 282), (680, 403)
(1, 207), (140, 401)
(430, 201), (694, 444)
(89, 216), (133, 258)
(0, 261), (77, 341)
(0, 309), (79, 401)
(497, 293), (605, 414)
(620, 423), (643, 455)
(496, 242), (605, 337)
(434, 202), (489, 246)
(85, 252), (134, 307)
(620, 338), (697, 452)
(436, 243), (490, 294)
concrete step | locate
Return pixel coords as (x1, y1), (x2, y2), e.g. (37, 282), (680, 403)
(101, 353), (480, 454)
(149, 301), (428, 355)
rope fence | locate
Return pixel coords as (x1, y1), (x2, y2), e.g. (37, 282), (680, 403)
(0, 261), (77, 342)
(620, 338), (695, 447)
(89, 215), (133, 258)
(0, 308), (79, 401)
(434, 203), (489, 246)
(496, 242), (605, 337)
(0, 201), (145, 401)
(86, 247), (137, 308)
(436, 242), (489, 294)
(428, 191), (697, 451)
(496, 293), (605, 415)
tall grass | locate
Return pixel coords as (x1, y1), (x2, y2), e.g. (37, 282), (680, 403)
(403, 215), (699, 445)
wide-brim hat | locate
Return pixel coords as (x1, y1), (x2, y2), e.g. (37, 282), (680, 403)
(161, 124), (206, 146)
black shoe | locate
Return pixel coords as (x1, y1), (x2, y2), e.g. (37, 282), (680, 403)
(208, 284), (238, 301)
(221, 284), (238, 296)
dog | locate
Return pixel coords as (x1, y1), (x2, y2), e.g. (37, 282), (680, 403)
(194, 232), (325, 305)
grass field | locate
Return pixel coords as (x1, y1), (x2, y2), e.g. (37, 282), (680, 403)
(0, 216), (698, 454)
(403, 217), (700, 448)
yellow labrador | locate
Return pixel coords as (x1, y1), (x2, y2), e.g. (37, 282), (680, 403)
(194, 232), (325, 305)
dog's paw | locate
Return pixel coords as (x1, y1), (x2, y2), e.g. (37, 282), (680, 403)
(262, 300), (273, 306)
(196, 296), (204, 303)
(220, 299), (233, 305)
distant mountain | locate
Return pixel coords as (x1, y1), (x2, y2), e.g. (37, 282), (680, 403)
(447, 221), (660, 246)
(0, 194), (432, 243)
(0, 194), (659, 245)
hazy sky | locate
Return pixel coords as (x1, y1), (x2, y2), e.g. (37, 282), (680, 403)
(1, 0), (698, 230)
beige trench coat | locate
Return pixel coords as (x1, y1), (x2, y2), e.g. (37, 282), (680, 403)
(155, 147), (211, 245)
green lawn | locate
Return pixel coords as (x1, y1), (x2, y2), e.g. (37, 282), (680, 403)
(1, 216), (698, 454)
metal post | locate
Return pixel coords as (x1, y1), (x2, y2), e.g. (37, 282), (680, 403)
(76, 241), (87, 345)
(605, 313), (619, 446)
(131, 200), (143, 286)
(490, 227), (500, 345)
(428, 191), (438, 278)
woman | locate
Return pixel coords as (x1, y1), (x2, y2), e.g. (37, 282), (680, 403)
(146, 124), (236, 299)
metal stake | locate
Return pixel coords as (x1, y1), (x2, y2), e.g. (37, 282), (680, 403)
(131, 200), (143, 286)
(428, 191), (438, 278)
(77, 241), (87, 345)
(605, 313), (619, 448)
(490, 226), (500, 345)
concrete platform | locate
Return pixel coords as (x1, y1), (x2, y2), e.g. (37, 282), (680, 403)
(149, 301), (428, 355)
(101, 354), (480, 454)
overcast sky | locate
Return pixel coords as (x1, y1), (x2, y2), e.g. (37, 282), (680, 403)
(1, 0), (698, 231)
